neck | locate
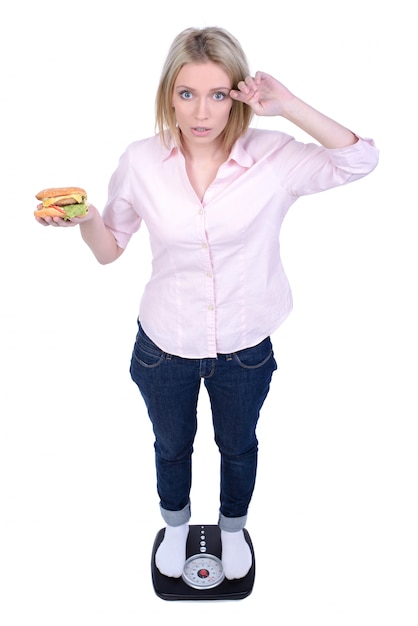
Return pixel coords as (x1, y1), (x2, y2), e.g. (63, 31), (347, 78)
(180, 133), (228, 164)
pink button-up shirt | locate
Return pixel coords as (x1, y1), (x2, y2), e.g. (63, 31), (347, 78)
(103, 128), (378, 358)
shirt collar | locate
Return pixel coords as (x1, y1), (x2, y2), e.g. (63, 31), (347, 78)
(228, 135), (254, 168)
(160, 131), (254, 168)
(160, 131), (179, 162)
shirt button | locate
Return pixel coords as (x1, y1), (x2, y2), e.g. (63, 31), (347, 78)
(198, 209), (204, 215)
(206, 272), (212, 278)
(201, 243), (208, 249)
(208, 305), (214, 311)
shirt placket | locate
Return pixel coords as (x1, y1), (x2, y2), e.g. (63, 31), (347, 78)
(196, 206), (217, 356)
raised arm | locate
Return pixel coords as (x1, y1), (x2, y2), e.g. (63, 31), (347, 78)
(230, 71), (358, 149)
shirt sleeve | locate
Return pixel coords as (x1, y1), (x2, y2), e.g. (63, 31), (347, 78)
(279, 136), (379, 197)
(102, 147), (142, 249)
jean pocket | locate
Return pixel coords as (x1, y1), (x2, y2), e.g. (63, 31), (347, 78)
(132, 325), (164, 368)
(232, 337), (275, 369)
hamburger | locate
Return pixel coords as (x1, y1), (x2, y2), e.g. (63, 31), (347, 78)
(34, 186), (89, 219)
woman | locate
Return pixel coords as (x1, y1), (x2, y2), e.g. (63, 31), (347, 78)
(35, 26), (379, 580)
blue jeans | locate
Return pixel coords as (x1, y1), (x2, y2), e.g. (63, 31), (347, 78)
(130, 322), (277, 531)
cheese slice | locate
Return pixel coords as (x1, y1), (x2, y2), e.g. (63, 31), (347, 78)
(43, 194), (84, 207)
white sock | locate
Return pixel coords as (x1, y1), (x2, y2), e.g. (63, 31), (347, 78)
(221, 529), (252, 580)
(155, 523), (189, 578)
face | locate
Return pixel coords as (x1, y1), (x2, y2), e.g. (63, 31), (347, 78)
(172, 61), (233, 151)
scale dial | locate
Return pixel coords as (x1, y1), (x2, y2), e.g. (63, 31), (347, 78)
(182, 554), (225, 590)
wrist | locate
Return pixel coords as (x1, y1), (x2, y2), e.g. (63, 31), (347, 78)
(280, 94), (308, 123)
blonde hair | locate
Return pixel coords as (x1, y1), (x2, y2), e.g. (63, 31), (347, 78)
(155, 27), (253, 154)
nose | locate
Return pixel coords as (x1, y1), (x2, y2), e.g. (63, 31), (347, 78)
(195, 97), (209, 120)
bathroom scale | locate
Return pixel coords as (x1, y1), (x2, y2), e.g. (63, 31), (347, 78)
(151, 524), (255, 601)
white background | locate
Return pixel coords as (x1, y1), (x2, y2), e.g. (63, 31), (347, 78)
(1, 1), (417, 624)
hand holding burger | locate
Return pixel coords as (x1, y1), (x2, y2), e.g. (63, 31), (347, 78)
(34, 187), (89, 220)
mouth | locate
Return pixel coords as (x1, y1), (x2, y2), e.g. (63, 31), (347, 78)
(191, 127), (211, 136)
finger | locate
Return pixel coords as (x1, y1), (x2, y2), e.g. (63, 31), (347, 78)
(245, 76), (257, 89)
(35, 217), (50, 227)
(47, 216), (68, 227)
(230, 89), (244, 101)
(236, 79), (250, 94)
(254, 71), (266, 83)
(55, 216), (83, 227)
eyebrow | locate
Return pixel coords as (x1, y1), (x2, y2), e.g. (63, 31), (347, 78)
(175, 84), (231, 91)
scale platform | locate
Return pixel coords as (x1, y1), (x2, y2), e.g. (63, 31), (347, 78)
(151, 524), (255, 601)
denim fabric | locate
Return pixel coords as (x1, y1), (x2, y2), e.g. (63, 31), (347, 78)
(130, 322), (277, 529)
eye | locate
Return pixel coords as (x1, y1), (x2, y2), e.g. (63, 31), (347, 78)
(179, 89), (193, 100)
(213, 92), (227, 101)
